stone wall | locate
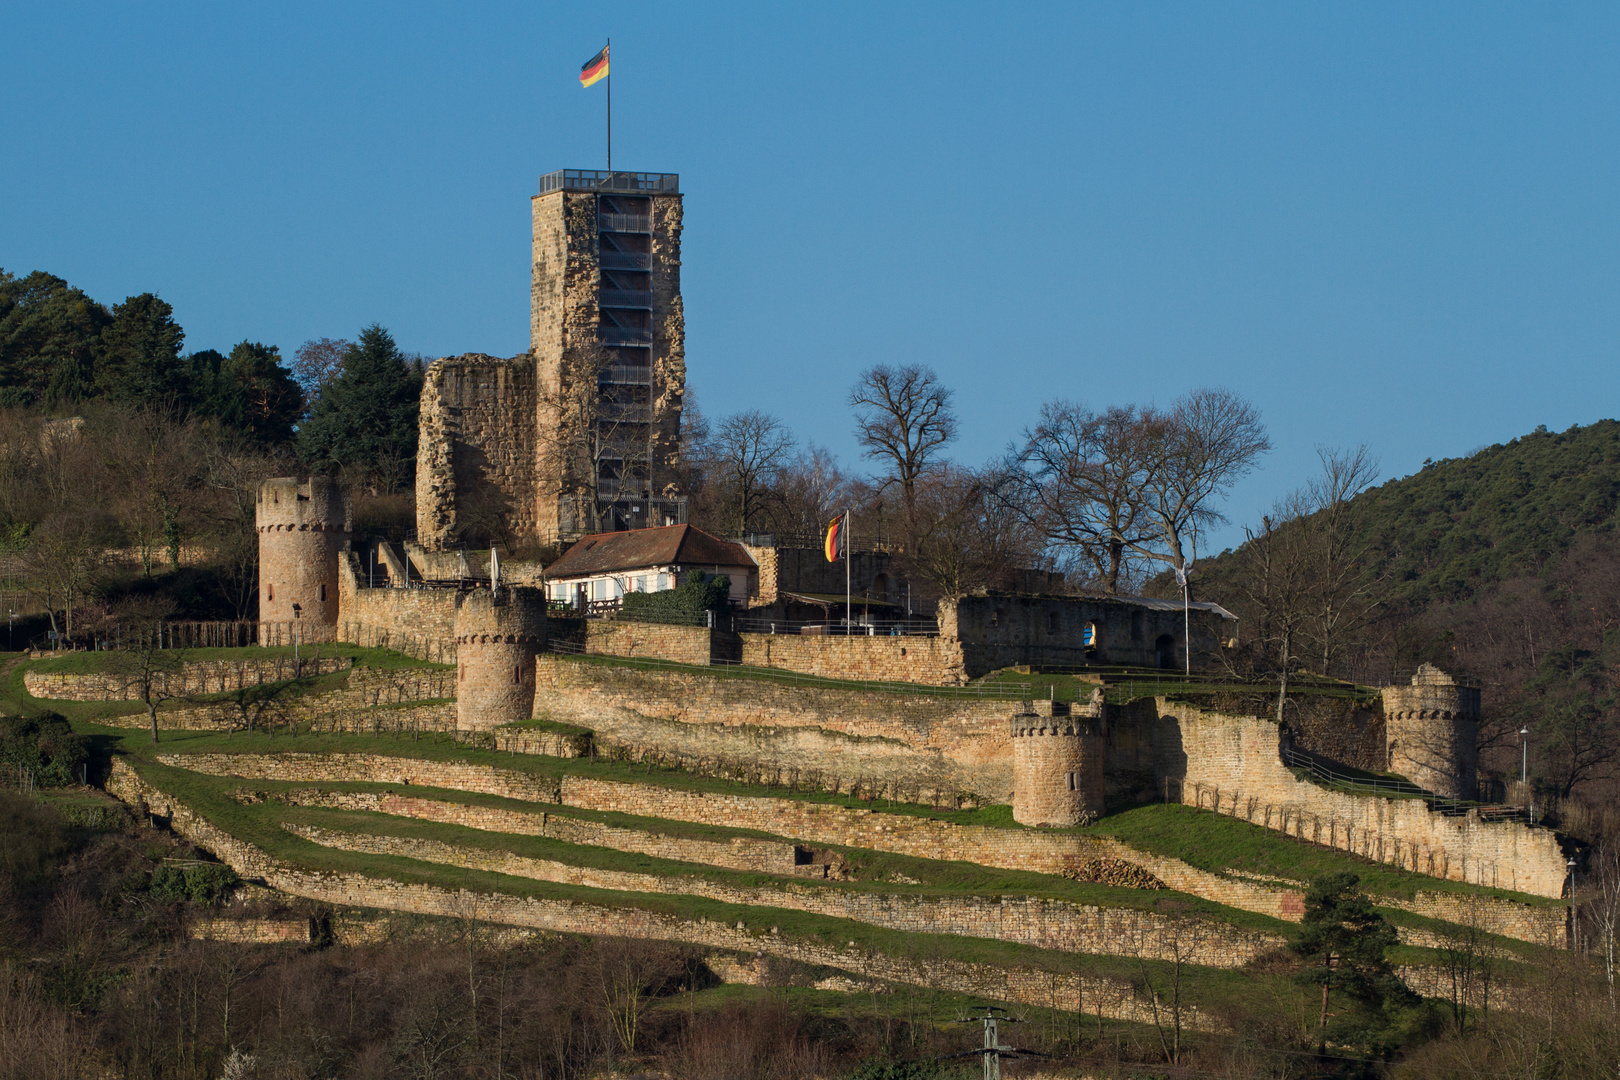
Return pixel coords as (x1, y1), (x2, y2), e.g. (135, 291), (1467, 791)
(1382, 665), (1481, 800)
(943, 594), (1233, 677)
(106, 760), (1178, 1026)
(531, 654), (1017, 802)
(1160, 700), (1569, 899)
(25, 657), (351, 701)
(738, 632), (965, 686)
(155, 751), (1565, 945)
(583, 620), (716, 667)
(336, 557), (459, 663)
(415, 354), (540, 552)
(290, 822), (1280, 968)
(1013, 713), (1105, 827)
(254, 788), (809, 876)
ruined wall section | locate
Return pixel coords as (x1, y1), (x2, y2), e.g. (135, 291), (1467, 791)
(531, 191), (603, 543)
(415, 355), (539, 551)
(335, 553), (457, 663)
(942, 594), (1231, 677)
(648, 193), (685, 500)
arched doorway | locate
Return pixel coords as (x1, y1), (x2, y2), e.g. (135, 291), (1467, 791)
(1155, 634), (1176, 670)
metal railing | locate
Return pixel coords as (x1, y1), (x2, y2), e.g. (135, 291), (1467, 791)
(598, 213), (651, 232)
(1280, 747), (1531, 822)
(599, 364), (652, 384)
(732, 616), (939, 637)
(598, 288), (652, 308)
(597, 324), (652, 345)
(538, 170), (679, 194)
(543, 636), (1030, 699)
(598, 250), (652, 270)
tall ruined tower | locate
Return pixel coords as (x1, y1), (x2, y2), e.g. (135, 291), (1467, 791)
(531, 170), (686, 542)
(1382, 664), (1480, 800)
(256, 477), (348, 631)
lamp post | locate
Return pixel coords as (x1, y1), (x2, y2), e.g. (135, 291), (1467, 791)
(1570, 856), (1581, 953)
(291, 603), (301, 662)
(1520, 727), (1530, 785)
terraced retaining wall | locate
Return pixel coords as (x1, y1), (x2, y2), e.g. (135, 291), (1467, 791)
(159, 752), (1567, 944)
(289, 823), (1280, 967)
(531, 655), (1016, 802)
(26, 657), (352, 700)
(252, 789), (806, 876)
(105, 761), (1182, 1027)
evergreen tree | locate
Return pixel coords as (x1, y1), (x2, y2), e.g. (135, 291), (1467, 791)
(0, 269), (110, 407)
(96, 293), (188, 410)
(296, 324), (422, 491)
(221, 341), (301, 444)
(1289, 872), (1405, 1053)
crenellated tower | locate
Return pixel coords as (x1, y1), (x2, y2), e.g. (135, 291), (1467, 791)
(1382, 664), (1480, 800)
(1011, 691), (1106, 827)
(256, 477), (348, 631)
(453, 586), (548, 731)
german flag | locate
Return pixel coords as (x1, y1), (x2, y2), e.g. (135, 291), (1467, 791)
(824, 511), (847, 563)
(579, 45), (609, 88)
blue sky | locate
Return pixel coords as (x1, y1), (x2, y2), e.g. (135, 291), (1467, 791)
(4, 3), (1618, 553)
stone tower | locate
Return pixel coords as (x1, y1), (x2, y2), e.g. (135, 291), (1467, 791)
(531, 169), (686, 541)
(1382, 664), (1480, 800)
(1011, 697), (1106, 827)
(256, 477), (348, 630)
(453, 586), (547, 731)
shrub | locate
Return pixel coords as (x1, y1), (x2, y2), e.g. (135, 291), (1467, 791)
(149, 863), (239, 905)
(0, 713), (88, 787)
(620, 570), (731, 621)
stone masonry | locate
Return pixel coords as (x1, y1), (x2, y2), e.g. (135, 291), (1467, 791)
(257, 477), (348, 631)
(454, 586), (547, 731)
(1382, 664), (1481, 800)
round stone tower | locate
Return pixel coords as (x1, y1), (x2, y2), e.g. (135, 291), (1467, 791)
(454, 585), (548, 731)
(1011, 710), (1106, 827)
(1382, 663), (1480, 800)
(256, 477), (348, 629)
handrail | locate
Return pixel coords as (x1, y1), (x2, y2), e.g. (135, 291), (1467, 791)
(1280, 747), (1531, 823)
(598, 213), (651, 232)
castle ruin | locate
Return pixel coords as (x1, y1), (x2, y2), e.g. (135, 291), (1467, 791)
(416, 169), (686, 550)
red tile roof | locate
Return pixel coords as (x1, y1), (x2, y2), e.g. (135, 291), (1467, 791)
(544, 524), (757, 580)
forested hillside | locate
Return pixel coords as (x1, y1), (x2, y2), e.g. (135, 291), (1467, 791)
(1196, 420), (1620, 809)
(1329, 422), (1620, 604)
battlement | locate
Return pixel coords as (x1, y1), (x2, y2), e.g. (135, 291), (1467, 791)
(255, 477), (349, 532)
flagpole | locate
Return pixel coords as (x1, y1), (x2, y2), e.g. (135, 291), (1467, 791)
(605, 38), (611, 175)
(845, 510), (852, 633)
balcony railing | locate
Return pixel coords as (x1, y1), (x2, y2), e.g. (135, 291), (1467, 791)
(600, 364), (652, 384)
(598, 288), (652, 309)
(538, 170), (679, 194)
(598, 213), (651, 232)
(599, 250), (652, 271)
(598, 324), (652, 345)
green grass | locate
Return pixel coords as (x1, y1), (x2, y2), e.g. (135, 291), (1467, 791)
(26, 644), (448, 673)
(1089, 803), (1558, 906)
(115, 751), (1292, 1006)
(112, 722), (1557, 907)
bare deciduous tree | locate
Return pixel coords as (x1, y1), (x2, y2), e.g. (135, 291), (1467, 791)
(849, 364), (958, 509)
(707, 410), (795, 536)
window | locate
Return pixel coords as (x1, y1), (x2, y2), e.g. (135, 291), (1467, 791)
(657, 572), (669, 590)
(1048, 612), (1060, 633)
(267, 583), (274, 601)
(1067, 772), (1078, 791)
(635, 575), (647, 593)
(1083, 624), (1098, 647)
(319, 584), (327, 602)
(459, 665), (465, 682)
(512, 665), (523, 685)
